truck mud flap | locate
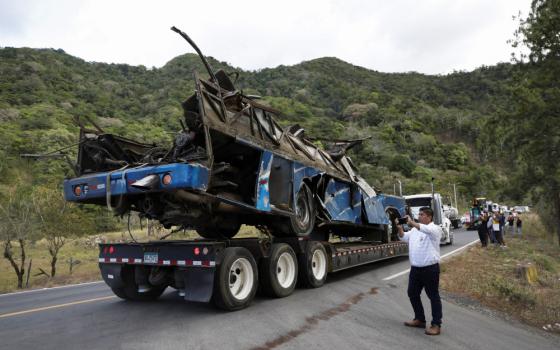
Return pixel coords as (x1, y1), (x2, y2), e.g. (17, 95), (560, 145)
(183, 268), (215, 303)
(100, 264), (124, 289)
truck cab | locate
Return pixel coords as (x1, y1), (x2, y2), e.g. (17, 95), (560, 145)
(403, 193), (453, 245)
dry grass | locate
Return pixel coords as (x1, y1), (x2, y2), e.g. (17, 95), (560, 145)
(441, 213), (560, 334)
(0, 224), (264, 294)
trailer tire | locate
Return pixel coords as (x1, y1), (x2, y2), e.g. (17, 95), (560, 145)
(298, 241), (327, 288)
(114, 266), (167, 301)
(213, 247), (258, 311)
(260, 243), (298, 298)
(110, 287), (129, 299)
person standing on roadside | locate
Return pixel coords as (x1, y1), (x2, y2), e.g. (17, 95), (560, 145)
(396, 207), (443, 336)
(507, 212), (515, 236)
(488, 211), (496, 244)
(516, 214), (523, 237)
(499, 211), (506, 240)
(478, 211), (489, 247)
(492, 211), (506, 247)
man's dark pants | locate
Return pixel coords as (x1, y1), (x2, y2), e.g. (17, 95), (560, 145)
(407, 263), (442, 326)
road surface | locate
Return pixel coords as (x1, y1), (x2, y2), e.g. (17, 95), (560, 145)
(0, 228), (557, 350)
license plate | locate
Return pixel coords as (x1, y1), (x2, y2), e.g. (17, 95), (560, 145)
(143, 252), (158, 264)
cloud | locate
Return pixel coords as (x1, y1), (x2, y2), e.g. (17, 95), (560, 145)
(0, 0), (532, 74)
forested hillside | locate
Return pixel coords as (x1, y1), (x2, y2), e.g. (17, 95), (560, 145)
(0, 45), (525, 213)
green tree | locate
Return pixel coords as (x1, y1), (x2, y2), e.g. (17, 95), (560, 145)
(33, 185), (93, 277)
(507, 0), (560, 244)
(0, 184), (37, 288)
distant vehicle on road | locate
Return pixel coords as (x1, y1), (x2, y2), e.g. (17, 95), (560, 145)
(443, 204), (461, 229)
(404, 193), (453, 245)
(513, 206), (530, 213)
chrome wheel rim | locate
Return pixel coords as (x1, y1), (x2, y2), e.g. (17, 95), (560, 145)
(311, 248), (326, 280)
(276, 252), (296, 288)
(229, 258), (254, 300)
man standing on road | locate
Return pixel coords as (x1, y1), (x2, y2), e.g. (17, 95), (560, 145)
(396, 207), (443, 336)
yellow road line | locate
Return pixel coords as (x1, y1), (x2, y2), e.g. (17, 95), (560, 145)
(0, 295), (116, 319)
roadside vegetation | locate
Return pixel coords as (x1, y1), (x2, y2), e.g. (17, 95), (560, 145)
(0, 224), (262, 294)
(441, 213), (560, 334)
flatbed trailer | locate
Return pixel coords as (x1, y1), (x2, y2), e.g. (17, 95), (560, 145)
(98, 237), (408, 310)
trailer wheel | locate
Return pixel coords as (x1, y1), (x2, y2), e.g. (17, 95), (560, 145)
(213, 247), (258, 311)
(113, 266), (167, 301)
(260, 243), (298, 298)
(298, 241), (327, 288)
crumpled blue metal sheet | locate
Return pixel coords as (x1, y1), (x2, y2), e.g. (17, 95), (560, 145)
(363, 192), (390, 225)
(293, 162), (322, 200)
(323, 179), (364, 224)
(377, 194), (407, 218)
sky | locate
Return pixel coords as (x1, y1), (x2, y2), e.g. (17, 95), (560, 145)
(0, 0), (531, 75)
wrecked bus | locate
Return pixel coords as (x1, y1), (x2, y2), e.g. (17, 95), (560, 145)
(62, 27), (409, 310)
(63, 27), (405, 242)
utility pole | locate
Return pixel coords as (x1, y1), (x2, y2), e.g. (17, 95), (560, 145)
(431, 177), (435, 198)
(453, 183), (458, 210)
(397, 179), (402, 196)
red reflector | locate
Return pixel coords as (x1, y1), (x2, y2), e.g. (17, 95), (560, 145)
(162, 174), (172, 185)
(73, 186), (82, 196)
(194, 247), (200, 256)
(109, 246), (115, 254)
(103, 247), (108, 254)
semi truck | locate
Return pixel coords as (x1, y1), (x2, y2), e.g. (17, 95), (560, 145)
(403, 193), (454, 245)
(62, 27), (409, 310)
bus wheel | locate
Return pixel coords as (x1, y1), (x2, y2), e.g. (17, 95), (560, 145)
(298, 241), (327, 288)
(196, 222), (241, 239)
(260, 243), (298, 298)
(384, 210), (399, 243)
(213, 247), (258, 311)
(271, 183), (316, 238)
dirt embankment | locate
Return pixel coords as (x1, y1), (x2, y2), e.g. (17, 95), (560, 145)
(441, 214), (560, 334)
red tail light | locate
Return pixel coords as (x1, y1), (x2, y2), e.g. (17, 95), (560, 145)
(162, 173), (172, 185)
(109, 246), (115, 254)
(194, 247), (200, 256)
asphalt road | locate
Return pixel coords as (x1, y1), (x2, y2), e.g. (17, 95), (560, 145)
(0, 228), (557, 350)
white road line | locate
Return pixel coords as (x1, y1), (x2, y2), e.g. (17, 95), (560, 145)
(382, 239), (480, 281)
(0, 281), (104, 297)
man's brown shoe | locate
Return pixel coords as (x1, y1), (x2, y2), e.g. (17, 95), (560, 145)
(404, 319), (426, 328)
(425, 325), (441, 335)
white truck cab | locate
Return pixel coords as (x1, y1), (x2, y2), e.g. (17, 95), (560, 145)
(404, 193), (453, 245)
